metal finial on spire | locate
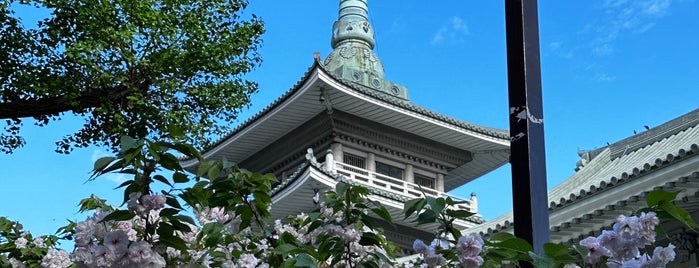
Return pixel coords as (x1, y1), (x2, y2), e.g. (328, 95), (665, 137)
(331, 0), (375, 49)
(323, 0), (409, 100)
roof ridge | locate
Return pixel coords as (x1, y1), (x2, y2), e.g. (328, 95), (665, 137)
(608, 108), (699, 159)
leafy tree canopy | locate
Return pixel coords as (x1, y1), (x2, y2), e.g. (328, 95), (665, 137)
(0, 0), (264, 153)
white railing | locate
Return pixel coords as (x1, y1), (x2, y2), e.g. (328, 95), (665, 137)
(333, 162), (475, 213)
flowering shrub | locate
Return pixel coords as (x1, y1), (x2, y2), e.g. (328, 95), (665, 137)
(0, 217), (67, 267)
(268, 182), (397, 267)
(576, 212), (675, 267)
(1, 136), (697, 267)
(404, 189), (696, 268)
(0, 137), (397, 267)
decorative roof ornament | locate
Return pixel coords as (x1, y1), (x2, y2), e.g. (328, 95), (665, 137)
(324, 0), (409, 100)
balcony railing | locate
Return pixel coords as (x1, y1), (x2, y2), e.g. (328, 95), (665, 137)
(332, 162), (476, 213)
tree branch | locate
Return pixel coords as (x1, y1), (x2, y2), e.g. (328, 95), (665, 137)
(0, 81), (150, 119)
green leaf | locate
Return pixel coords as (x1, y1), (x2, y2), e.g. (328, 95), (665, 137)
(168, 124), (185, 138)
(294, 253), (318, 268)
(166, 196), (184, 210)
(100, 210), (135, 222)
(445, 209), (475, 219)
(113, 179), (134, 190)
(93, 156), (115, 172)
(153, 175), (173, 187)
(173, 215), (197, 226)
(169, 218), (192, 232)
(158, 230), (188, 251)
(543, 242), (571, 258)
(159, 208), (179, 217)
(403, 198), (426, 219)
(488, 231), (517, 242)
(416, 209), (437, 224)
(529, 251), (556, 268)
(159, 153), (182, 171)
(658, 201), (699, 229)
(646, 190), (679, 207)
(492, 236), (534, 254)
(273, 243), (299, 254)
(370, 203), (393, 224)
(173, 172), (189, 183)
(358, 232), (381, 246)
(427, 196), (446, 215)
(120, 136), (140, 151)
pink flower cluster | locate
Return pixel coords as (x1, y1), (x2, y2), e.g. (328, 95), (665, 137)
(413, 233), (485, 267)
(579, 212), (675, 267)
(69, 194), (170, 267)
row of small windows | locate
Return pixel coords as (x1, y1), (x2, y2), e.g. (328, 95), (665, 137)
(344, 153), (436, 189)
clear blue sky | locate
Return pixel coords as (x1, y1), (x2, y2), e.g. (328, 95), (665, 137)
(2, 0), (698, 240)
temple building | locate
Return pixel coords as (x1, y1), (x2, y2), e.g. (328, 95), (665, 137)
(181, 0), (699, 263)
(180, 0), (510, 253)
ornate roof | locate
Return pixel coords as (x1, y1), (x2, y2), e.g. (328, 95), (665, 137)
(467, 108), (699, 242)
(182, 59), (509, 185)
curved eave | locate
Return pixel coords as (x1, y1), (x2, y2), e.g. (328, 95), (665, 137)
(181, 59), (510, 187)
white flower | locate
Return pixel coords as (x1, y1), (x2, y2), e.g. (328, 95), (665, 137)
(117, 220), (138, 241)
(637, 212), (659, 245)
(103, 230), (129, 259)
(142, 194), (166, 211)
(9, 258), (26, 268)
(579, 236), (611, 264)
(431, 238), (449, 250)
(33, 237), (45, 248)
(74, 220), (96, 248)
(14, 237), (28, 249)
(413, 239), (431, 255)
(237, 253), (260, 267)
(127, 192), (147, 215)
(613, 215), (641, 241)
(458, 255), (484, 268)
(128, 241), (154, 264)
(342, 225), (361, 243)
(456, 233), (484, 257)
(41, 248), (72, 268)
(141, 252), (167, 268)
(651, 244), (676, 264)
(423, 253), (447, 267)
(70, 247), (94, 265)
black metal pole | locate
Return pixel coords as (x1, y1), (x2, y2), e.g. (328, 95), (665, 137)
(504, 0), (550, 256)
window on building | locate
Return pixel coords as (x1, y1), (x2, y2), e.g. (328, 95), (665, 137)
(375, 161), (403, 181)
(343, 153), (367, 175)
(414, 173), (435, 189)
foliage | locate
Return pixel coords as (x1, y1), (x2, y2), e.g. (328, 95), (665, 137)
(0, 217), (64, 266)
(0, 137), (398, 267)
(0, 0), (264, 154)
(269, 182), (397, 267)
(403, 189), (688, 268)
(0, 137), (695, 267)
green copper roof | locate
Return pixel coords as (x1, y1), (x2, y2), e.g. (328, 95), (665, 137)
(324, 0), (409, 100)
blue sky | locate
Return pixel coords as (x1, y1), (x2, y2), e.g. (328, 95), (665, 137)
(1, 0), (698, 241)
